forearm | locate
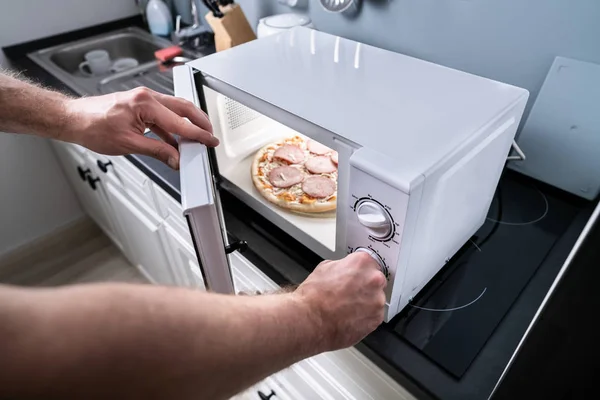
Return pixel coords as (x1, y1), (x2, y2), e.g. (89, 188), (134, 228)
(0, 283), (323, 400)
(0, 71), (72, 138)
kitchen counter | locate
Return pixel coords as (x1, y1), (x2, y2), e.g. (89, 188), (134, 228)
(4, 17), (598, 400)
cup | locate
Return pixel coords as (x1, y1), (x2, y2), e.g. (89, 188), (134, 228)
(110, 57), (139, 73)
(78, 50), (111, 76)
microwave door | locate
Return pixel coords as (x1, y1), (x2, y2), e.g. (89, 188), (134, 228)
(173, 65), (235, 294)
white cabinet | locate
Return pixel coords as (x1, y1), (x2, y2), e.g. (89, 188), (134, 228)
(51, 142), (124, 251)
(52, 142), (177, 285)
(163, 221), (205, 289)
(104, 180), (176, 286)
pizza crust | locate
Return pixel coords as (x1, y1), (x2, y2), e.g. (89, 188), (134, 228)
(251, 138), (337, 215)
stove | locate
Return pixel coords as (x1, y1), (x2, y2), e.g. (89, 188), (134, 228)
(215, 168), (589, 399)
(391, 172), (581, 377)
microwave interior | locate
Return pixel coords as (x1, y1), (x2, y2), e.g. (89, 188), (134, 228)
(200, 81), (352, 261)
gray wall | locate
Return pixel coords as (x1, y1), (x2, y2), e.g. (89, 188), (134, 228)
(0, 0), (139, 257)
(232, 0), (600, 122)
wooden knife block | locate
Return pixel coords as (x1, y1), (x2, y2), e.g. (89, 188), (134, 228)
(205, 4), (256, 52)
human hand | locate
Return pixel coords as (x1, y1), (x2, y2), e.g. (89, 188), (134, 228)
(293, 252), (387, 351)
(63, 87), (218, 170)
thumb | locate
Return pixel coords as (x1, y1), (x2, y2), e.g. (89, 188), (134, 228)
(128, 134), (180, 170)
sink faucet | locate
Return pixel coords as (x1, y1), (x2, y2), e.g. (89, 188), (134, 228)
(173, 0), (206, 46)
(190, 0), (200, 29)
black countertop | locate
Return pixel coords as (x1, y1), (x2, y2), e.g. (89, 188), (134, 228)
(4, 17), (598, 400)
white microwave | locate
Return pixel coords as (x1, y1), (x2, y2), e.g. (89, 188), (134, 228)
(174, 27), (529, 322)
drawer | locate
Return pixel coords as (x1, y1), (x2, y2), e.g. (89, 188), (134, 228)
(107, 155), (150, 185)
(62, 142), (88, 155)
(166, 215), (192, 244)
(153, 181), (186, 226)
(91, 154), (159, 215)
(53, 141), (87, 163)
(232, 367), (328, 400)
(230, 252), (279, 294)
(268, 366), (333, 400)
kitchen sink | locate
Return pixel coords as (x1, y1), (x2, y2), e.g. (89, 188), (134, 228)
(50, 34), (162, 75)
(28, 27), (201, 97)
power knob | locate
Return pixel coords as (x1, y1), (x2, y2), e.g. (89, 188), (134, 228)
(354, 247), (387, 275)
(356, 200), (394, 240)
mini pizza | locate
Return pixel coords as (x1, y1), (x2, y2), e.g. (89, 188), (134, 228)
(251, 136), (338, 214)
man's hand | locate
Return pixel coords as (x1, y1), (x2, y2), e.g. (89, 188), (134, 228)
(293, 252), (387, 351)
(64, 87), (218, 170)
(0, 253), (386, 399)
(0, 71), (218, 170)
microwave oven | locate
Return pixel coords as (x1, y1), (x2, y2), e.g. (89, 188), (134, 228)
(173, 27), (529, 323)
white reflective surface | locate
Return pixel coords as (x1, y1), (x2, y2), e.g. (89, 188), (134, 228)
(188, 27), (527, 181)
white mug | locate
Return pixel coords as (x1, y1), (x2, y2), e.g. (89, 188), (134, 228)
(79, 50), (111, 76)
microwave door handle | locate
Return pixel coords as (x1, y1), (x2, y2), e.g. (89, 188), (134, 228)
(173, 65), (235, 294)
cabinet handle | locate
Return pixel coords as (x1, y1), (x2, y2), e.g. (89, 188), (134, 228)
(77, 166), (91, 181)
(87, 175), (101, 190)
(97, 160), (113, 173)
(257, 390), (276, 400)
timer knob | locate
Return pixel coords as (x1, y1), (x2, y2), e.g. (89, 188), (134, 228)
(354, 247), (386, 274)
(356, 200), (393, 240)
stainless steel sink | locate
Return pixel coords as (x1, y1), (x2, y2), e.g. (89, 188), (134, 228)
(28, 27), (199, 97)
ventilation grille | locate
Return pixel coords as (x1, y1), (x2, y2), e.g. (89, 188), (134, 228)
(223, 96), (261, 130)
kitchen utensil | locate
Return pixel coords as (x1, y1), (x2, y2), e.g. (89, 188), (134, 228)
(509, 56), (600, 200)
(154, 45), (184, 62)
(202, 0), (224, 18)
(110, 58), (139, 73)
(170, 56), (193, 63)
(78, 50), (111, 76)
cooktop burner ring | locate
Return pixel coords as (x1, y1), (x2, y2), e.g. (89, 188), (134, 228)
(487, 187), (549, 226)
(409, 287), (487, 312)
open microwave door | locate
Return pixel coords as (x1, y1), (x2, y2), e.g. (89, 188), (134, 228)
(173, 65), (235, 294)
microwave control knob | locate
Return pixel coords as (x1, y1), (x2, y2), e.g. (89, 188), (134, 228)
(353, 247), (386, 274)
(356, 200), (393, 240)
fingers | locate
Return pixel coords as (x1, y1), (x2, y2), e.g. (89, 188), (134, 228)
(141, 98), (219, 147)
(152, 92), (213, 134)
(349, 252), (387, 288)
(351, 251), (380, 269)
(148, 125), (178, 149)
(127, 134), (180, 170)
(374, 272), (388, 289)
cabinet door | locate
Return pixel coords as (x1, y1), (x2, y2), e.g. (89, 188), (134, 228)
(52, 142), (122, 248)
(163, 222), (205, 289)
(104, 180), (176, 285)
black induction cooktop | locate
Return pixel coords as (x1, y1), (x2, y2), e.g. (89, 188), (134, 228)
(391, 173), (582, 378)
(216, 166), (591, 399)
